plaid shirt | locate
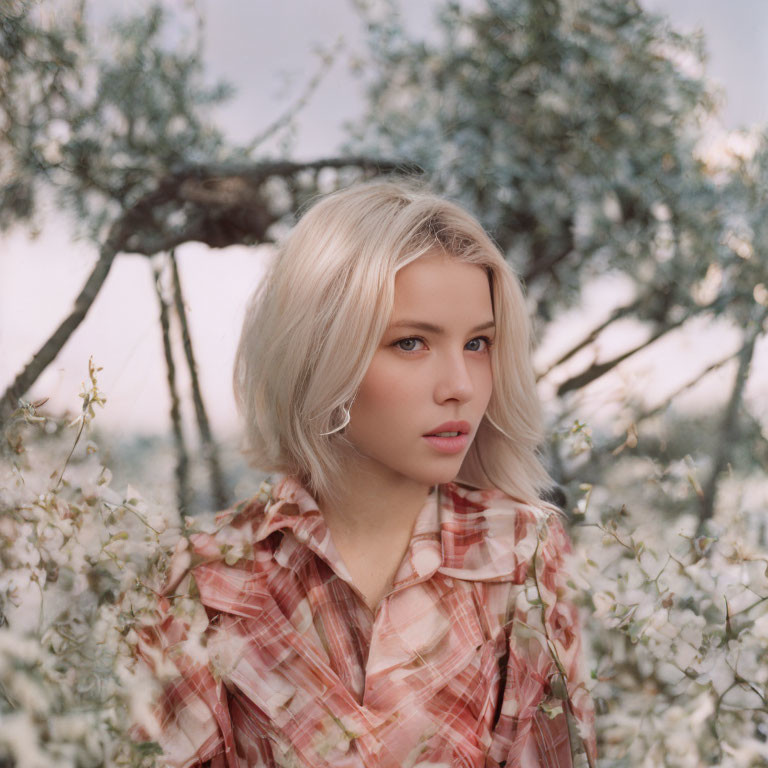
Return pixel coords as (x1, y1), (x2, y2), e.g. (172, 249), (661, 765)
(135, 475), (597, 768)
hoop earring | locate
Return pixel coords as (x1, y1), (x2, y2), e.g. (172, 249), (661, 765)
(319, 394), (356, 436)
(484, 412), (515, 441)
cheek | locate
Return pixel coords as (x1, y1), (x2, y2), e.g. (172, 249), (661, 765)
(480, 361), (494, 402)
(355, 357), (417, 418)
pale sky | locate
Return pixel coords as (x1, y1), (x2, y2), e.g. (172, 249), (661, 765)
(2, 0), (767, 444)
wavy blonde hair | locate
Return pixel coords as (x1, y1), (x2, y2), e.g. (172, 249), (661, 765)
(232, 179), (553, 510)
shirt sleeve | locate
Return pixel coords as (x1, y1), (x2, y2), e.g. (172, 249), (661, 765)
(131, 538), (275, 768)
(489, 511), (597, 768)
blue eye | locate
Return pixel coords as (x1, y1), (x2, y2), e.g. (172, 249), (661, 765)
(394, 337), (426, 352)
(393, 336), (494, 353)
(466, 336), (494, 352)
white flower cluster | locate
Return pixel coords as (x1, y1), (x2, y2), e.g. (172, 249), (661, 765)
(566, 465), (768, 766)
(0, 376), (179, 767)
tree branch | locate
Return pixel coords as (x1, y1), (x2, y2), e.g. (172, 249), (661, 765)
(537, 292), (647, 381)
(0, 218), (128, 424)
(523, 243), (573, 285)
(573, 349), (742, 472)
(242, 38), (344, 155)
(0, 156), (417, 426)
(152, 257), (192, 517)
(697, 314), (767, 532)
(169, 249), (228, 511)
(555, 313), (690, 397)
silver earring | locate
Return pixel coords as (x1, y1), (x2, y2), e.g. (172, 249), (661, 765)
(319, 394), (356, 436)
(485, 412), (514, 440)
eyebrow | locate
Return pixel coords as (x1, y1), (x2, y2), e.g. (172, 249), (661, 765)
(389, 320), (496, 334)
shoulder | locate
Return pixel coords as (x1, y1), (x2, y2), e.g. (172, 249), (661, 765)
(438, 480), (570, 583)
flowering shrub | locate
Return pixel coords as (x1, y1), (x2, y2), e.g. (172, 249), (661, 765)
(1, 365), (766, 767)
(565, 454), (768, 766)
(0, 359), (173, 768)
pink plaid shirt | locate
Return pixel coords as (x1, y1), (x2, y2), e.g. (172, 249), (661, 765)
(135, 475), (597, 767)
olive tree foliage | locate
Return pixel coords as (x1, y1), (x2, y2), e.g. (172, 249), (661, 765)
(346, 0), (768, 527)
(0, 1), (393, 245)
(348, 0), (715, 307)
(0, 0), (403, 406)
(0, 1), (230, 239)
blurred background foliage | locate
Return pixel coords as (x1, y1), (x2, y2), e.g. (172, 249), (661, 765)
(1, 0), (767, 764)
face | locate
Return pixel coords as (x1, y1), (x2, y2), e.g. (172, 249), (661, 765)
(344, 250), (495, 489)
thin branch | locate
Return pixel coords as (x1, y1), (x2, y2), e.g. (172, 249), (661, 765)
(165, 156), (419, 182)
(523, 243), (573, 285)
(530, 531), (597, 768)
(0, 219), (127, 425)
(537, 293), (647, 380)
(556, 314), (690, 397)
(697, 314), (767, 532)
(641, 351), (741, 422)
(169, 249), (228, 511)
(242, 38), (344, 155)
(152, 257), (192, 517)
(591, 349), (742, 460)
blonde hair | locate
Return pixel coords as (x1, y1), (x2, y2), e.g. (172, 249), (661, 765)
(232, 179), (553, 511)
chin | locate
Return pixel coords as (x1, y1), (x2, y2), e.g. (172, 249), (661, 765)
(407, 460), (464, 487)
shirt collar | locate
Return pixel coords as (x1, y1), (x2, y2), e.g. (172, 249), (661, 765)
(249, 474), (542, 588)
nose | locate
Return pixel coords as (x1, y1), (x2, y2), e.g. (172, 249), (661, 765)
(433, 349), (474, 404)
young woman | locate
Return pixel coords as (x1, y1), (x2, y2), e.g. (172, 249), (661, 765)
(135, 181), (597, 767)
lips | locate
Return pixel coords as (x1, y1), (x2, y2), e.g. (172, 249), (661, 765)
(424, 420), (472, 437)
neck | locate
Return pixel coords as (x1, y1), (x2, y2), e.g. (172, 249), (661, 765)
(317, 455), (434, 544)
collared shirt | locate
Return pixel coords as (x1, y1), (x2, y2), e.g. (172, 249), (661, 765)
(135, 475), (597, 768)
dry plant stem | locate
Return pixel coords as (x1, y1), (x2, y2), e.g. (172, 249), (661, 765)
(101, 499), (163, 537)
(53, 353), (107, 490)
(152, 258), (192, 517)
(53, 409), (87, 492)
(169, 249), (229, 511)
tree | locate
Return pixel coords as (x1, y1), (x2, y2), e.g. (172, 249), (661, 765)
(0, 1), (413, 511)
(346, 0), (768, 530)
(2, 2), (767, 764)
